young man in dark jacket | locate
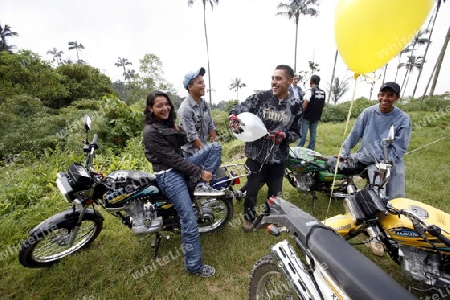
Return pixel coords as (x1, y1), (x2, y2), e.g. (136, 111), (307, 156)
(298, 75), (326, 150)
(228, 65), (302, 232)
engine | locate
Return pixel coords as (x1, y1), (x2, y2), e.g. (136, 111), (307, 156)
(124, 200), (163, 236)
(293, 172), (314, 192)
(399, 245), (450, 287)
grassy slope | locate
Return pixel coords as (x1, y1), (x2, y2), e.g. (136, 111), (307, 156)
(0, 112), (449, 300)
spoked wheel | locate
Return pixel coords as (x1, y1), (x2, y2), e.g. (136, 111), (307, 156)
(249, 255), (298, 300)
(19, 213), (103, 268)
(195, 197), (233, 234)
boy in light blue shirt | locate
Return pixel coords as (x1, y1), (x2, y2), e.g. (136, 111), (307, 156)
(341, 82), (411, 199)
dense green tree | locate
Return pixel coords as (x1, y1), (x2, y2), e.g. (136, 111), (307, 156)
(0, 50), (69, 105)
(276, 0), (319, 73)
(0, 23), (18, 52)
(188, 0), (219, 105)
(56, 64), (115, 106)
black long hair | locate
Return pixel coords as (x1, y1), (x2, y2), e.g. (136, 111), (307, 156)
(143, 90), (176, 126)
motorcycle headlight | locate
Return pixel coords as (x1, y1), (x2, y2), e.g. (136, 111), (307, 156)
(56, 172), (74, 202)
(343, 196), (366, 224)
(343, 198), (357, 222)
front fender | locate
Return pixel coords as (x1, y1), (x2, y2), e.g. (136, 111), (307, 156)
(29, 208), (104, 236)
(323, 213), (356, 237)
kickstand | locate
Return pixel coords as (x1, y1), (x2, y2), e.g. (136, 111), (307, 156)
(310, 191), (318, 211)
(151, 233), (162, 259)
(150, 232), (170, 259)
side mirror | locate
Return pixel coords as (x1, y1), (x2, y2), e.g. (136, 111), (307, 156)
(383, 125), (394, 145)
(85, 115), (92, 132)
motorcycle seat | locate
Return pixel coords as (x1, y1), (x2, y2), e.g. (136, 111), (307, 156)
(307, 226), (415, 300)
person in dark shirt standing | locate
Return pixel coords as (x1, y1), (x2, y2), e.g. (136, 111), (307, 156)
(297, 75), (326, 150)
(228, 65), (302, 232)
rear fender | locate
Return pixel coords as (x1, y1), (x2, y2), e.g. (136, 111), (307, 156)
(323, 213), (356, 237)
(29, 208), (104, 236)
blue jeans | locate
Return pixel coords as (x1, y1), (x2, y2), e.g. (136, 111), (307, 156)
(186, 142), (222, 175)
(298, 119), (320, 150)
(155, 142), (222, 273)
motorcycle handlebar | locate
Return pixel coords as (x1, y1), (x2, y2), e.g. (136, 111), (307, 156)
(401, 209), (450, 249)
(89, 134), (99, 154)
(427, 225), (450, 248)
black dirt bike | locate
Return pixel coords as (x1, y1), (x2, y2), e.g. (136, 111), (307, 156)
(247, 196), (415, 300)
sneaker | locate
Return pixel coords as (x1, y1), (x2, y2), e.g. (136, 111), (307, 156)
(365, 240), (385, 256)
(193, 182), (225, 197)
(191, 265), (216, 278)
(242, 220), (254, 233)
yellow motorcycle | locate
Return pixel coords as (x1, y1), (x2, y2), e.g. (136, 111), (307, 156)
(324, 128), (450, 290)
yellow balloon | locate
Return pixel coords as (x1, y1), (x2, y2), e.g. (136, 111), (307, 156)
(335, 0), (434, 74)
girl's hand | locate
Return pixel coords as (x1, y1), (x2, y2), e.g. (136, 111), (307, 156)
(201, 170), (213, 182)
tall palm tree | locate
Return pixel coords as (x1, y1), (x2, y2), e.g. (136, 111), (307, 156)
(328, 76), (350, 103)
(229, 78), (246, 100)
(115, 57), (132, 81)
(398, 55), (424, 98)
(327, 49), (338, 104)
(308, 60), (320, 74)
(420, 0), (445, 101)
(394, 48), (411, 82)
(188, 0), (219, 106)
(0, 23), (19, 52)
(276, 0), (319, 73)
(429, 24), (449, 96)
(47, 47), (64, 66)
(394, 29), (430, 89)
(68, 41), (85, 61)
(412, 2), (442, 97)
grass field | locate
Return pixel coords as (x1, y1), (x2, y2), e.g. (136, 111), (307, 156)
(1, 113), (449, 300)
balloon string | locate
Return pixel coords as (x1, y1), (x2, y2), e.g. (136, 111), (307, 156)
(324, 73), (359, 221)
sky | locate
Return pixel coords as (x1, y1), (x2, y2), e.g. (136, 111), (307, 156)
(1, 0), (449, 104)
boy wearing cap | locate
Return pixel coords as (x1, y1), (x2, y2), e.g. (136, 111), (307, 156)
(178, 67), (223, 196)
(178, 67), (217, 157)
(340, 81), (411, 199)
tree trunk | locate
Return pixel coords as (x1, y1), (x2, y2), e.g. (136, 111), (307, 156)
(402, 70), (413, 98)
(382, 63), (388, 84)
(394, 54), (403, 82)
(293, 16), (299, 73)
(429, 25), (450, 96)
(203, 3), (213, 105)
(327, 49), (338, 104)
(412, 4), (439, 97)
(400, 68), (409, 95)
(421, 62), (437, 101)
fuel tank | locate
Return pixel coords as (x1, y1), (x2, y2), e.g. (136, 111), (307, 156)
(102, 170), (163, 207)
(380, 198), (450, 253)
(323, 213), (356, 237)
(287, 147), (327, 172)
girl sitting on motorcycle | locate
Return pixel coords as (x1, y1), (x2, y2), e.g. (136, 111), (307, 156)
(142, 90), (223, 278)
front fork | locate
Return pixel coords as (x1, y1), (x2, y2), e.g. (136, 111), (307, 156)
(67, 205), (88, 246)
